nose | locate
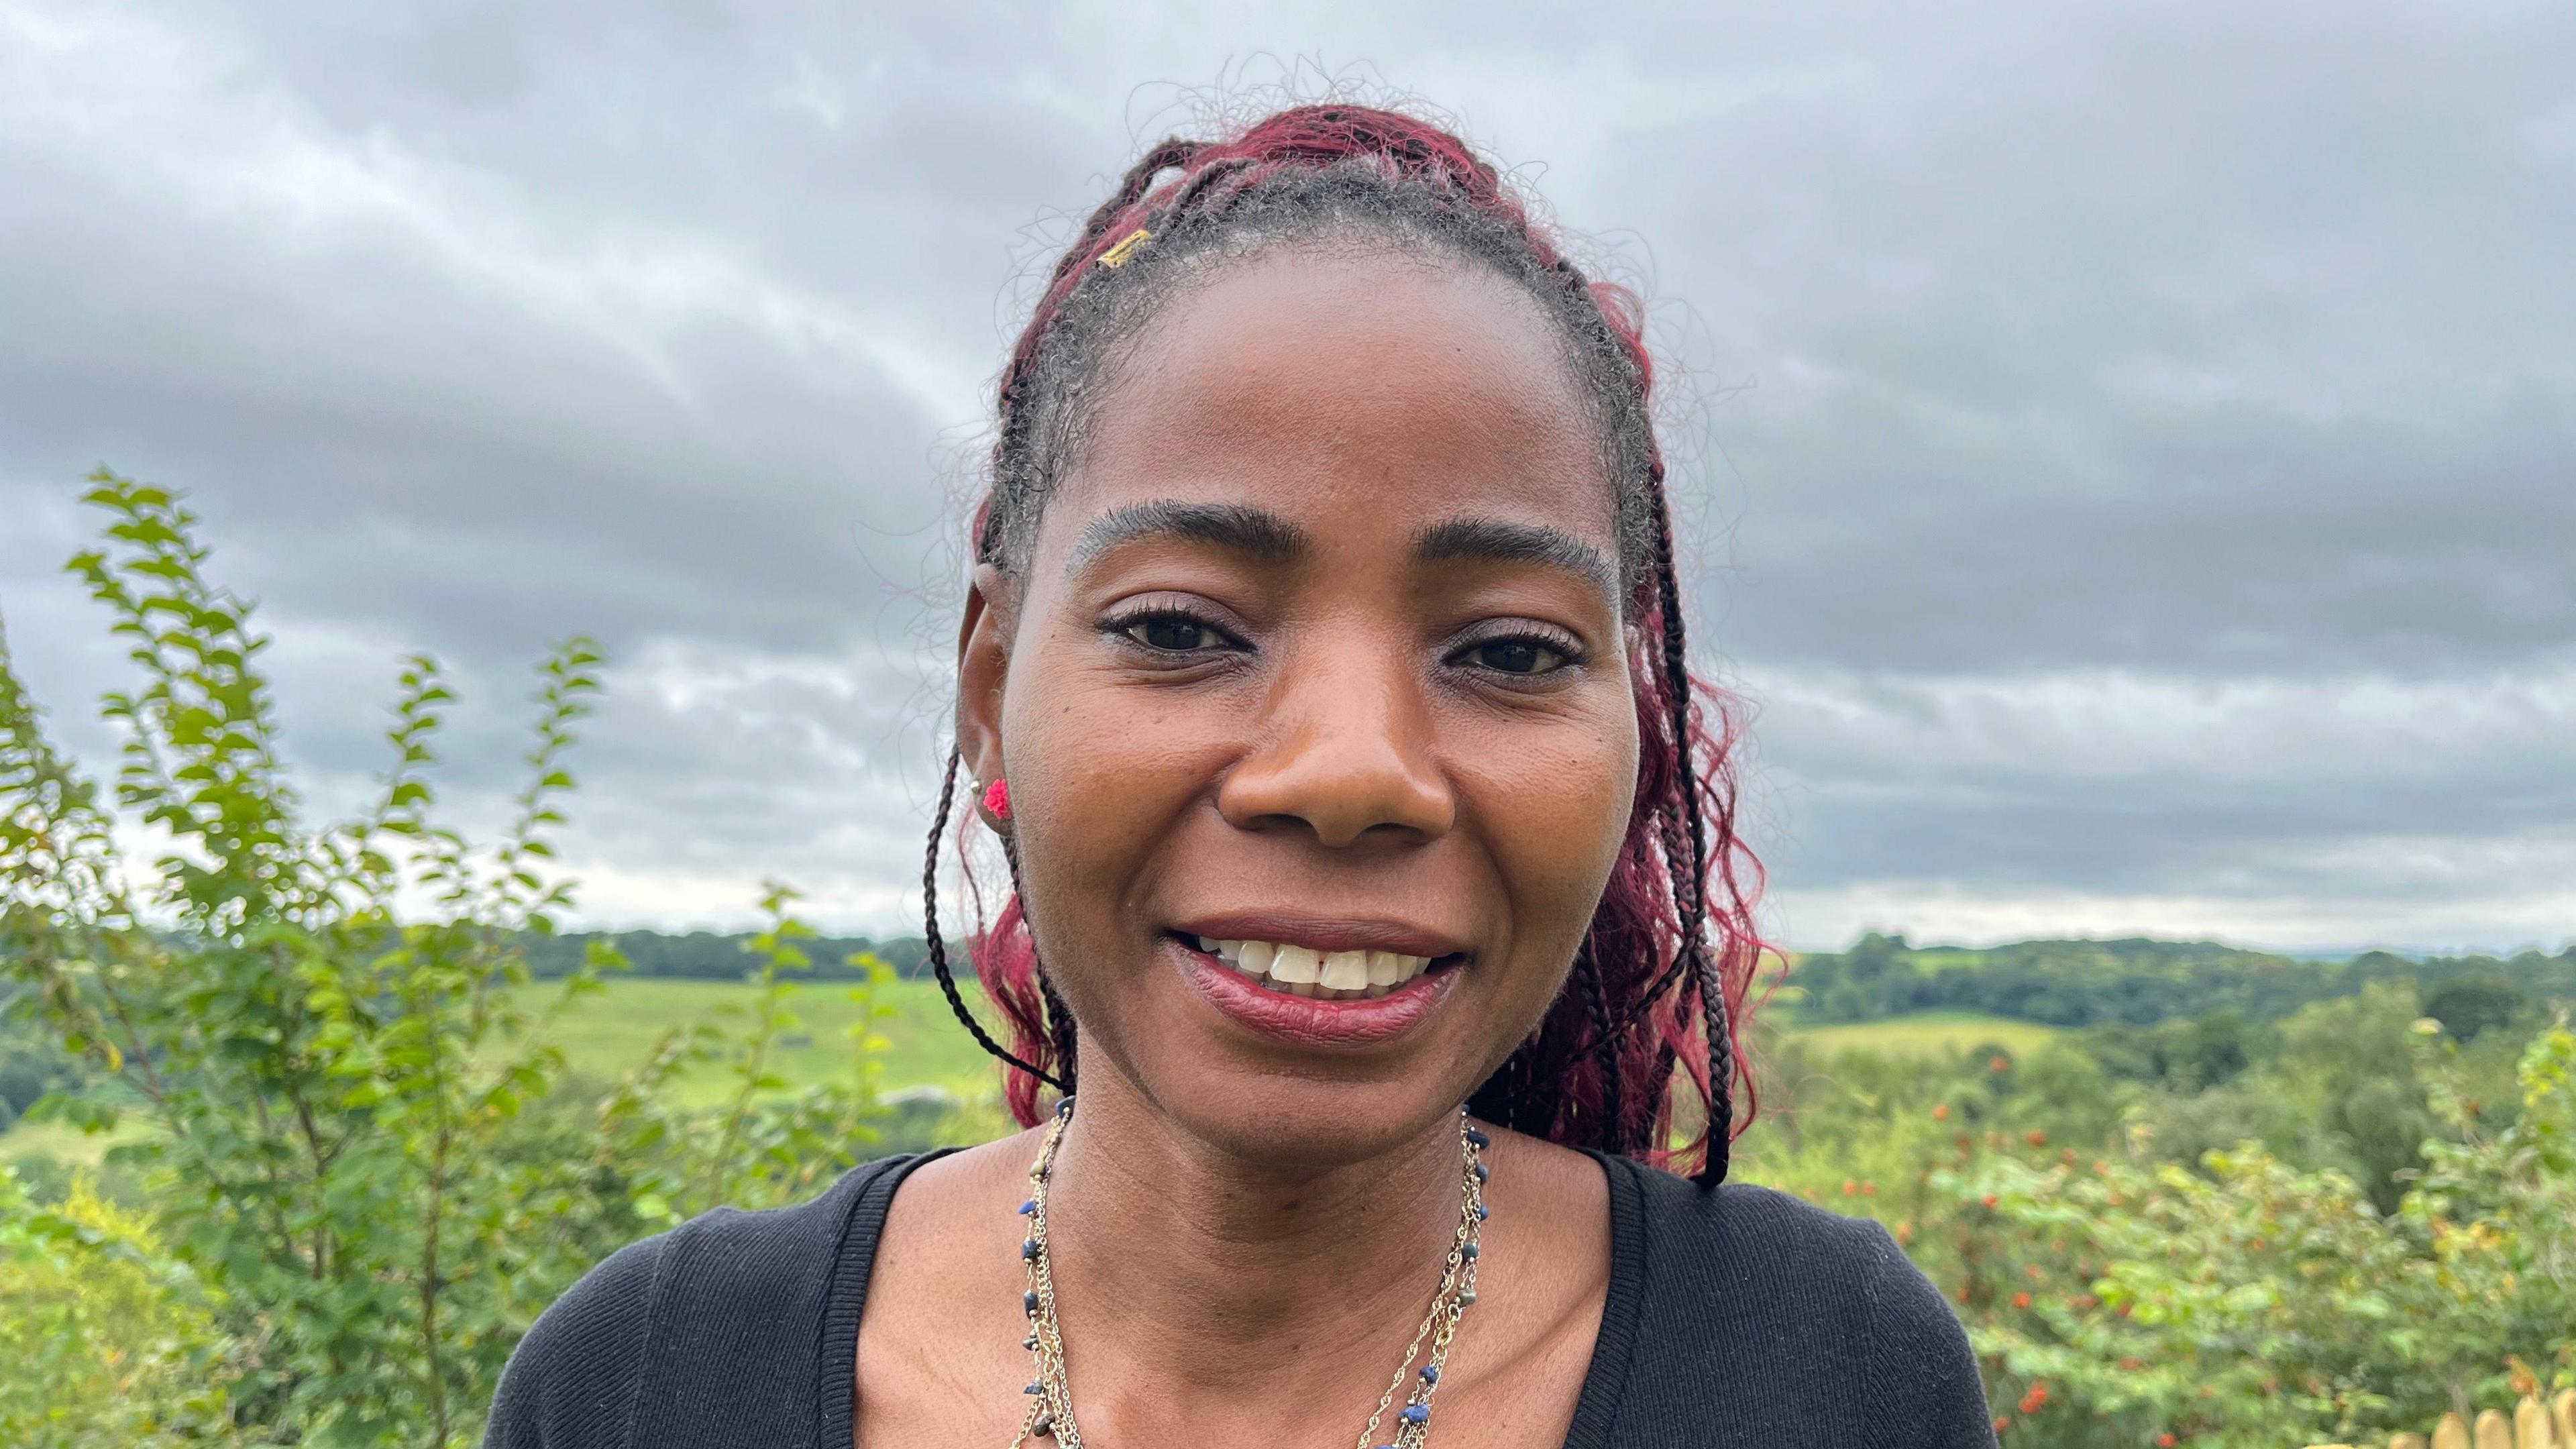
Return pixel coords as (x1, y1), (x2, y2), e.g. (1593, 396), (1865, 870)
(1216, 639), (1456, 849)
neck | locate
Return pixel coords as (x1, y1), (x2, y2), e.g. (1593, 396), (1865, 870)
(1040, 1076), (1467, 1407)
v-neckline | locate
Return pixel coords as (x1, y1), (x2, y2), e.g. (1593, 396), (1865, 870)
(818, 1144), (1646, 1449)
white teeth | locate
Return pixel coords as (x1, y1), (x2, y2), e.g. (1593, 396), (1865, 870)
(1199, 937), (1438, 1000)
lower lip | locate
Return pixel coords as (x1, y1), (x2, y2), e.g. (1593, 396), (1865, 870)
(1174, 941), (1458, 1049)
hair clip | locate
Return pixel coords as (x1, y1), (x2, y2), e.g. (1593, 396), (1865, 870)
(1097, 227), (1153, 268)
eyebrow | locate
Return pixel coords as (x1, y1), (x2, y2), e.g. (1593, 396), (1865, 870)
(1413, 517), (1617, 598)
(1067, 500), (1308, 574)
(1063, 500), (1617, 598)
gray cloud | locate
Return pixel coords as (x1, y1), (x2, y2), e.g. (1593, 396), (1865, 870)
(1, 0), (2569, 950)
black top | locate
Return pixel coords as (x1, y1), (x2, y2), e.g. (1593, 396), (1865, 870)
(484, 1150), (1997, 1448)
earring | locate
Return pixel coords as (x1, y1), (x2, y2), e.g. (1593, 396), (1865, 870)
(981, 776), (1012, 822)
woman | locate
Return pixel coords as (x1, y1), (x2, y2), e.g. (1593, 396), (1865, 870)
(488, 104), (1994, 1449)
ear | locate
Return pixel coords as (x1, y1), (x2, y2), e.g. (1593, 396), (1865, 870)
(955, 563), (1014, 791)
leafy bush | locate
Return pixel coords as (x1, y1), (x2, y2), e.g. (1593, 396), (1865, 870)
(1961, 1020), (2575, 1446)
(0, 1169), (242, 1446)
(1743, 1008), (2576, 1446)
(0, 472), (902, 1446)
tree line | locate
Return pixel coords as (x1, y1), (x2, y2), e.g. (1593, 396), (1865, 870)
(1786, 932), (2576, 1030)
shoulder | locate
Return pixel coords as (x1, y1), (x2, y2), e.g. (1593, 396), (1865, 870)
(483, 1232), (669, 1449)
(1617, 1159), (1954, 1320)
(483, 1156), (920, 1449)
(1600, 1159), (1995, 1448)
(1615, 1157), (1915, 1303)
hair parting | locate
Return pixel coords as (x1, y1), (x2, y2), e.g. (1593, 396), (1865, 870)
(924, 102), (1767, 1182)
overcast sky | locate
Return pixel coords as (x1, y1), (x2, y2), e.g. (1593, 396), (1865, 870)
(3, 1), (2571, 953)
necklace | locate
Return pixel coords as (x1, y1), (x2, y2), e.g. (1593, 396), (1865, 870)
(1010, 1099), (1491, 1449)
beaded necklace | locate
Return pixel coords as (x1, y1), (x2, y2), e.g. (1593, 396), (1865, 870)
(1012, 1099), (1492, 1448)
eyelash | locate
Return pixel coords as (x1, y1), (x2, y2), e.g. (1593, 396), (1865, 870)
(1102, 607), (1244, 658)
(1098, 605), (1588, 682)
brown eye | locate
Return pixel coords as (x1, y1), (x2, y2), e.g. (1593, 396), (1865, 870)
(1126, 616), (1218, 652)
(1469, 638), (1564, 675)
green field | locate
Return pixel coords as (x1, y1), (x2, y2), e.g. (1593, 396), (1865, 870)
(508, 976), (1002, 1108)
(1772, 1011), (2060, 1059)
(0, 982), (2058, 1169)
(515, 982), (2055, 1102)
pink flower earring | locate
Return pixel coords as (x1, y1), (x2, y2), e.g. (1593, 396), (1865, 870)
(981, 777), (1012, 822)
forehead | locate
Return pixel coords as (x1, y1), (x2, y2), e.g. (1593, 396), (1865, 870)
(1038, 246), (1617, 565)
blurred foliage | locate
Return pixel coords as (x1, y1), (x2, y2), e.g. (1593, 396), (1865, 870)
(0, 473), (931, 1446)
(513, 926), (932, 982)
(1741, 992), (2575, 1446)
(1789, 930), (2576, 1030)
(0, 1171), (244, 1447)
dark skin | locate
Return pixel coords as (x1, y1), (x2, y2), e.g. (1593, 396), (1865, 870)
(856, 247), (1638, 1448)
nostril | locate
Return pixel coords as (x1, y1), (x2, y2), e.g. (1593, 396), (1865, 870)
(1214, 716), (1454, 845)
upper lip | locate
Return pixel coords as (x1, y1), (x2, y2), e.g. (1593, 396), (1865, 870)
(1167, 911), (1471, 961)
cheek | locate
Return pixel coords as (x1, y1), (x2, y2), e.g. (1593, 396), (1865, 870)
(1462, 706), (1640, 972)
(996, 630), (1220, 926)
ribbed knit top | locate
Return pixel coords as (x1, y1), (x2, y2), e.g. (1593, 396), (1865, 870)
(484, 1149), (1996, 1448)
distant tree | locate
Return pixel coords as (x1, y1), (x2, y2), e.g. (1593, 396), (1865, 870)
(2421, 973), (2526, 1044)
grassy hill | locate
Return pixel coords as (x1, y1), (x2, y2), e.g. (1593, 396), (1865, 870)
(1782, 934), (2575, 1027)
(510, 976), (997, 1108)
(1773, 1011), (2059, 1059)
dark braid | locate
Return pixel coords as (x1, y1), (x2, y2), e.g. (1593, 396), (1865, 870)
(1578, 950), (1624, 1151)
(1038, 975), (1079, 1092)
(920, 749), (1069, 1094)
(996, 828), (1080, 1099)
(1648, 496), (1735, 1183)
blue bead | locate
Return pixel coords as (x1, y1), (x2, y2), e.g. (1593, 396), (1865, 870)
(1024, 1291), (1040, 1313)
(1401, 1404), (1429, 1425)
(1025, 1381), (1045, 1395)
(1022, 1239), (1040, 1260)
(1461, 1242), (1479, 1260)
(1472, 1163), (1489, 1183)
(1018, 1199), (1037, 1216)
(1464, 1127), (1490, 1148)
(1056, 1096), (1076, 1118)
(1419, 1364), (1440, 1385)
(1475, 1203), (1489, 1220)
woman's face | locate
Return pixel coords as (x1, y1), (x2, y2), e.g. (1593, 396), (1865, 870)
(959, 248), (1640, 1167)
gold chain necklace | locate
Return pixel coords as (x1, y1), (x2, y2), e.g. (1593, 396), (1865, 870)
(1010, 1101), (1491, 1448)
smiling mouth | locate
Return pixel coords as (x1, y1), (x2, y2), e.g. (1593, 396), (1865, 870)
(1179, 935), (1454, 1000)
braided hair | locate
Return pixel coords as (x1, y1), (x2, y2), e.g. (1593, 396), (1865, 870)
(921, 104), (1767, 1184)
